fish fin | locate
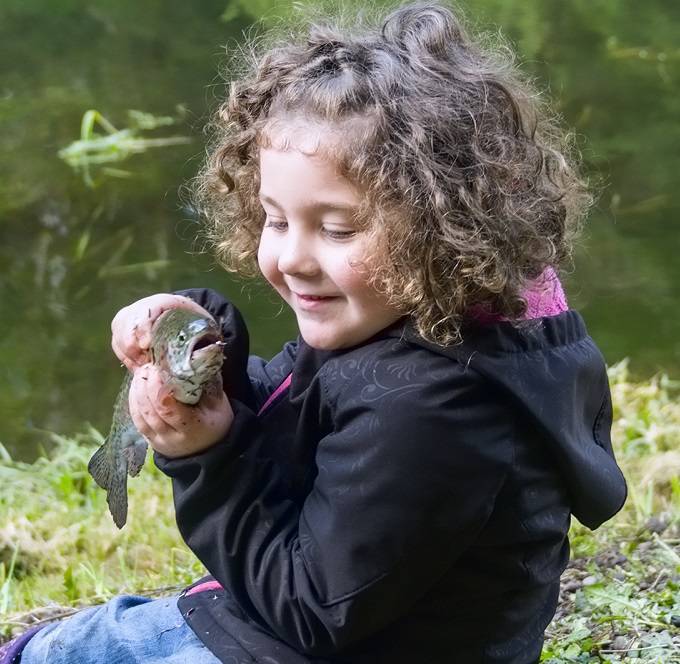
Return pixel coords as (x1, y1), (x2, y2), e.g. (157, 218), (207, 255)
(124, 436), (148, 477)
(88, 440), (128, 528)
(87, 442), (112, 490)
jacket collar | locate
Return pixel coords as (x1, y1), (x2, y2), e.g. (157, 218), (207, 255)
(290, 310), (586, 399)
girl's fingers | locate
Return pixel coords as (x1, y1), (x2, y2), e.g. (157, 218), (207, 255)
(112, 294), (211, 366)
(128, 369), (153, 439)
(133, 304), (165, 351)
(141, 392), (179, 437)
(112, 320), (148, 367)
(145, 364), (209, 434)
(129, 365), (178, 439)
(145, 366), (180, 422)
(111, 337), (137, 371)
(126, 346), (230, 457)
(145, 367), (201, 431)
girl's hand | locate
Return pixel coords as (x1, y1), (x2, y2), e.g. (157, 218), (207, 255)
(111, 293), (211, 371)
(128, 363), (234, 459)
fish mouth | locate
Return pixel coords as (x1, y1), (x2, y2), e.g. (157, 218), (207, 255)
(189, 333), (224, 358)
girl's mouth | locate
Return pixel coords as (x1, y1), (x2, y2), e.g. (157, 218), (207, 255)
(295, 293), (337, 309)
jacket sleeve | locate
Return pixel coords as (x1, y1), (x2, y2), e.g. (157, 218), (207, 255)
(155, 355), (512, 656)
(176, 288), (297, 411)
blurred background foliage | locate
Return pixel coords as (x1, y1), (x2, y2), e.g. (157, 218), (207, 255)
(0, 0), (679, 459)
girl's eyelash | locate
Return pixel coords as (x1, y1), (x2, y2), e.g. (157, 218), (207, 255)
(323, 229), (356, 239)
(264, 219), (355, 240)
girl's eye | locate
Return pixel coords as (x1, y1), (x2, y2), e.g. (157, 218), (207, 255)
(323, 228), (356, 240)
(265, 218), (355, 240)
(264, 219), (288, 232)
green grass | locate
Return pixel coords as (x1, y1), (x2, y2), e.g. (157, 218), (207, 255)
(1, 360), (678, 661)
(0, 429), (204, 638)
(542, 361), (680, 663)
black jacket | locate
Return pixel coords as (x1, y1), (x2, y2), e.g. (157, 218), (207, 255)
(155, 288), (627, 664)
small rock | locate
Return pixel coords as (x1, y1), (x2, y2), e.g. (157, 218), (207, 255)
(611, 635), (629, 651)
(671, 615), (680, 627)
(582, 575), (598, 586)
(595, 550), (628, 568)
(562, 580), (581, 592)
(645, 516), (668, 534)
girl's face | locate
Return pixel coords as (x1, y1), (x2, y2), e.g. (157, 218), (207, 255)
(257, 145), (402, 350)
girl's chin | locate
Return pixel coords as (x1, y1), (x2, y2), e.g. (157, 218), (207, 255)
(297, 322), (347, 350)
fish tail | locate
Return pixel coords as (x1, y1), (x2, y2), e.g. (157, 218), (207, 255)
(88, 440), (129, 528)
(107, 469), (129, 529)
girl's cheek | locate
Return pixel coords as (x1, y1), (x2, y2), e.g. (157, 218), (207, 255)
(334, 252), (371, 293)
(258, 240), (290, 303)
(257, 239), (277, 284)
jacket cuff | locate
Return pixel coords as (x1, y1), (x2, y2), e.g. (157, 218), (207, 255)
(153, 399), (255, 477)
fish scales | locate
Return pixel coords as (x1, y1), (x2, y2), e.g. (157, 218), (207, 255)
(88, 308), (224, 528)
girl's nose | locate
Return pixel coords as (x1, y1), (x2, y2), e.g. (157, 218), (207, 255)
(278, 232), (319, 277)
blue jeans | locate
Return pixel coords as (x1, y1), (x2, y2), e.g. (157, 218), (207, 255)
(20, 595), (221, 664)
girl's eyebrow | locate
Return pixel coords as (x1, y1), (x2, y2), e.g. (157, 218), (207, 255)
(259, 192), (358, 213)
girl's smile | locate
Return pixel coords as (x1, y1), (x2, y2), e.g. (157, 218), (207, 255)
(294, 293), (338, 308)
(257, 144), (402, 350)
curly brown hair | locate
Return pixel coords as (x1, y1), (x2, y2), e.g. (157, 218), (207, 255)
(192, 0), (592, 345)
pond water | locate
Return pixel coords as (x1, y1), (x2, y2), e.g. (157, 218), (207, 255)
(1, 0), (679, 460)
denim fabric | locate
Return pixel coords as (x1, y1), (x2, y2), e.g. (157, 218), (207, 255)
(20, 595), (221, 664)
(0, 625), (44, 663)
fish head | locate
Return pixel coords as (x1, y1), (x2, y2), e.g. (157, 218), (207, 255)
(152, 310), (224, 399)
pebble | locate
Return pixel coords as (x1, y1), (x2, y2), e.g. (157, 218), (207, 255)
(595, 551), (628, 567)
(562, 580), (581, 592)
(582, 575), (598, 586)
(611, 636), (630, 651)
(644, 516), (668, 534)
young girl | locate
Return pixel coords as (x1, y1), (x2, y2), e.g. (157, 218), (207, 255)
(7, 2), (627, 662)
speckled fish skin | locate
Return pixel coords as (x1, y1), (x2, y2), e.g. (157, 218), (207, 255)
(88, 309), (224, 528)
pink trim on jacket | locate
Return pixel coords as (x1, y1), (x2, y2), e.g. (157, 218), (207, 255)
(468, 267), (568, 324)
(185, 580), (225, 597)
(257, 373), (293, 416)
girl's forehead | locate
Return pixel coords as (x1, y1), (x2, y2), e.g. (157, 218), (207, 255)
(259, 117), (342, 158)
(258, 145), (361, 205)
(258, 110), (376, 161)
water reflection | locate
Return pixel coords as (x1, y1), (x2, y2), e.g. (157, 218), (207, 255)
(1, 0), (678, 459)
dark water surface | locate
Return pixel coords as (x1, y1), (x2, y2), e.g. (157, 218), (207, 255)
(1, 0), (679, 459)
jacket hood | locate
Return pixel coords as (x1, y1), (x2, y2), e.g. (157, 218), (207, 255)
(402, 311), (627, 530)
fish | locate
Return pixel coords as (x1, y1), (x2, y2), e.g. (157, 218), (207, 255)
(88, 308), (225, 528)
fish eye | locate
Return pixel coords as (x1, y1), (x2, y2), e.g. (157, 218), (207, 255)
(177, 332), (186, 343)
